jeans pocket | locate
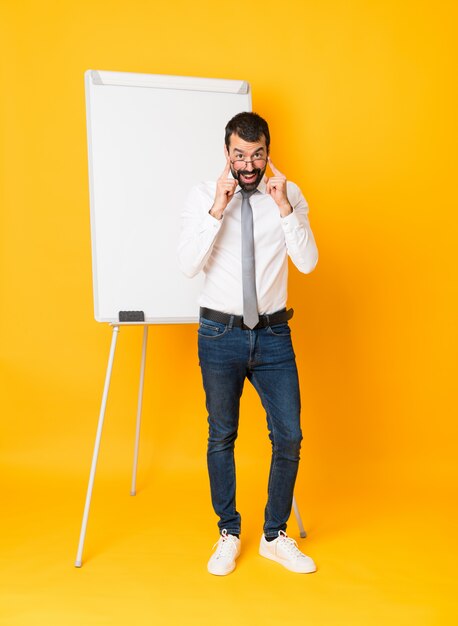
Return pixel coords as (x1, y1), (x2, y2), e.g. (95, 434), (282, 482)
(267, 322), (291, 337)
(198, 318), (228, 339)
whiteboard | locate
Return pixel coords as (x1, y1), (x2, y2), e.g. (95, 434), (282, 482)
(85, 70), (252, 323)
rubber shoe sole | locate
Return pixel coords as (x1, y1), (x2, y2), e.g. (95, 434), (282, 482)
(259, 536), (317, 573)
(207, 535), (241, 576)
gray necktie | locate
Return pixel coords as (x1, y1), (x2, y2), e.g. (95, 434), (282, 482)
(241, 190), (259, 329)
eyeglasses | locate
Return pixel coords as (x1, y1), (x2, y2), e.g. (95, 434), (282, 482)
(230, 157), (267, 171)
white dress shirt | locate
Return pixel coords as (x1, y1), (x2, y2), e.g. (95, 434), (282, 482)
(178, 175), (318, 315)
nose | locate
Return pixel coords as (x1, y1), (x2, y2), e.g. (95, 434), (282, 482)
(245, 160), (254, 171)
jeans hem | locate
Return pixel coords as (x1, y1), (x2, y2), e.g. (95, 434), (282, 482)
(220, 528), (240, 536)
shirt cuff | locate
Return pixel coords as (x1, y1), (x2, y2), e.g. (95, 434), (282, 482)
(201, 210), (223, 231)
(280, 209), (301, 232)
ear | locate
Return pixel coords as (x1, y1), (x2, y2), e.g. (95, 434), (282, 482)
(224, 144), (229, 158)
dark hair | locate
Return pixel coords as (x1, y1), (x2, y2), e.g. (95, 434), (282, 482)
(224, 112), (270, 152)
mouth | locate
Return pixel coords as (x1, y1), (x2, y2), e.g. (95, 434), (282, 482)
(239, 170), (259, 184)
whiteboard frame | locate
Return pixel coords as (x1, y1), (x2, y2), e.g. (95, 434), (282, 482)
(85, 70), (252, 324)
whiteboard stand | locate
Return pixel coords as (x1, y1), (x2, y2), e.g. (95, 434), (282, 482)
(75, 324), (120, 567)
(293, 496), (307, 538)
(131, 324), (148, 496)
(74, 322), (149, 568)
(74, 322), (306, 567)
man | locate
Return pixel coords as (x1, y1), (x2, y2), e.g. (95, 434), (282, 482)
(178, 112), (318, 575)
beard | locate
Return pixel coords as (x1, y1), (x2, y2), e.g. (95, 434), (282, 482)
(231, 165), (266, 192)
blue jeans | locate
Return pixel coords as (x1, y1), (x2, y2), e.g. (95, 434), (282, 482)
(198, 314), (303, 538)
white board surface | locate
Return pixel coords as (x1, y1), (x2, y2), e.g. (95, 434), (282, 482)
(85, 70), (252, 323)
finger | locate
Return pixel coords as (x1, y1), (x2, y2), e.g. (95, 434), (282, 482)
(268, 157), (284, 177)
(268, 177), (283, 186)
(222, 183), (236, 195)
(221, 155), (232, 178)
(221, 180), (236, 190)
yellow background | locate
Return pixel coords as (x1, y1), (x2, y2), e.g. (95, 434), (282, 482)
(1, 0), (457, 624)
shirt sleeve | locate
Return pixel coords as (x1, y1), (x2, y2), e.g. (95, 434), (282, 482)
(177, 184), (223, 278)
(280, 182), (319, 274)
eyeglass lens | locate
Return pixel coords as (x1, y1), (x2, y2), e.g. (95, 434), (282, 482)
(232, 158), (266, 170)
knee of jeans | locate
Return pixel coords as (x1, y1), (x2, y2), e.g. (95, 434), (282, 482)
(274, 431), (303, 459)
(207, 429), (238, 453)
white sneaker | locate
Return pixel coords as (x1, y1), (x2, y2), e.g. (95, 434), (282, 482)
(207, 529), (241, 576)
(259, 530), (317, 573)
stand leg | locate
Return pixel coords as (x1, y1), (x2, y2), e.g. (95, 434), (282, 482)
(75, 325), (120, 567)
(292, 494), (307, 538)
(131, 325), (148, 496)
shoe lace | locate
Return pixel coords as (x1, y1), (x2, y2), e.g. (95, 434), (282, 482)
(277, 530), (306, 559)
(212, 529), (238, 560)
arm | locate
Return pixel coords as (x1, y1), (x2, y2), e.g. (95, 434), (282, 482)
(280, 182), (318, 274)
(178, 157), (237, 278)
(177, 184), (223, 278)
(266, 158), (318, 274)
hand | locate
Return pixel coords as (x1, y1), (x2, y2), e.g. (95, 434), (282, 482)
(210, 157), (237, 219)
(266, 158), (292, 216)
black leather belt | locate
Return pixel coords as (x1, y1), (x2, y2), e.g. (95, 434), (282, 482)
(200, 307), (294, 330)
